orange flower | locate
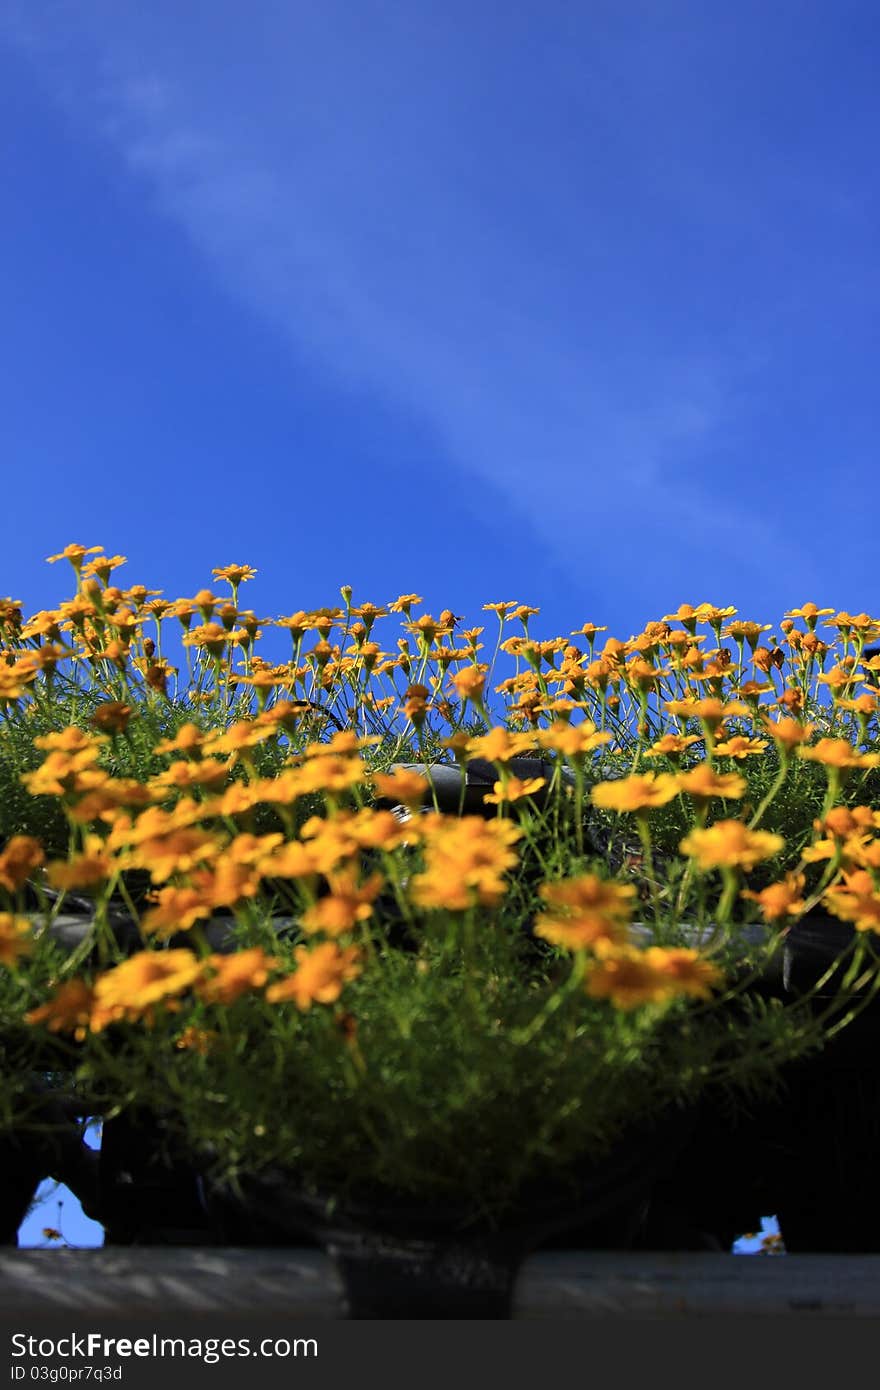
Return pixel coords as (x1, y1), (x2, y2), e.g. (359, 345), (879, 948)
(742, 873), (807, 923)
(723, 621), (772, 649)
(823, 871), (880, 934)
(449, 665), (488, 703)
(679, 821), (784, 871)
(643, 946), (722, 999)
(675, 765), (746, 803)
(409, 816), (522, 910)
(590, 773), (679, 813)
(82, 554), (128, 585)
(534, 875), (634, 950)
(586, 943), (721, 1010)
(760, 717), (815, 751)
(148, 759), (229, 791)
(88, 702), (134, 735)
(46, 840), (114, 891)
(784, 604), (833, 628)
(818, 806), (880, 839)
(504, 605), (540, 626)
(141, 886), (213, 938)
(644, 734), (702, 759)
(91, 950), (203, 1027)
(712, 735), (768, 759)
(482, 601), (520, 618)
(299, 870), (384, 936)
(483, 776), (548, 805)
(33, 727), (108, 753)
(0, 913), (33, 965)
(287, 755), (366, 796)
(45, 543), (104, 570)
(371, 768), (430, 810)
(125, 828), (224, 883)
(665, 698), (750, 730)
(536, 722), (613, 758)
(265, 943), (361, 1009)
(798, 739), (880, 770)
(211, 564), (258, 587)
(465, 728), (538, 763)
(26, 980), (95, 1038)
(198, 947), (279, 1004)
(388, 593), (424, 615)
(0, 836), (44, 892)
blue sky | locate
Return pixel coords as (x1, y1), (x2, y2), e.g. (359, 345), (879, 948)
(2, 0), (878, 645)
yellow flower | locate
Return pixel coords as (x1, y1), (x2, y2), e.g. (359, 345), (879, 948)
(536, 722), (613, 758)
(590, 773), (679, 813)
(665, 698), (750, 730)
(141, 887), (213, 939)
(760, 717), (815, 751)
(742, 874), (807, 923)
(586, 943), (720, 1010)
(465, 728), (537, 763)
(534, 875), (634, 950)
(67, 778), (155, 824)
(45, 543), (104, 569)
(33, 727), (108, 753)
(483, 776), (547, 805)
(798, 739), (880, 770)
(0, 836), (45, 892)
(88, 702), (134, 735)
(722, 621), (772, 648)
(46, 840), (114, 891)
(91, 950), (203, 1027)
(784, 604), (834, 628)
(642, 946), (722, 999)
(675, 764), (746, 803)
(265, 943), (361, 1009)
(644, 734), (702, 759)
(124, 828), (224, 883)
(448, 665), (488, 704)
(26, 980), (95, 1038)
(300, 870), (384, 936)
(409, 816), (522, 910)
(304, 731), (380, 759)
(388, 594), (424, 614)
(823, 871), (880, 934)
(82, 554), (127, 584)
(211, 564), (258, 586)
(197, 948), (279, 1004)
(482, 601), (520, 618)
(371, 768), (430, 810)
(287, 755), (366, 796)
(680, 821), (784, 871)
(0, 913), (33, 965)
(504, 605), (540, 625)
(148, 759), (229, 791)
(712, 735), (768, 759)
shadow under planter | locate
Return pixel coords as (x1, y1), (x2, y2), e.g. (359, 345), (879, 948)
(205, 1106), (694, 1318)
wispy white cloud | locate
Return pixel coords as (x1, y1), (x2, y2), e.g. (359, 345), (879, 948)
(3, 0), (819, 604)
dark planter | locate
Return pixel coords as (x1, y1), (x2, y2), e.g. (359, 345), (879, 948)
(771, 911), (880, 1252)
(98, 1110), (216, 1246)
(206, 1106), (694, 1318)
(643, 909), (880, 1254)
(0, 1080), (100, 1245)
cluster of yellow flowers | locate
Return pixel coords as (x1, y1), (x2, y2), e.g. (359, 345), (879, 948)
(2, 545), (880, 1023)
